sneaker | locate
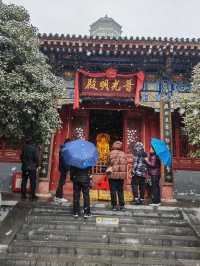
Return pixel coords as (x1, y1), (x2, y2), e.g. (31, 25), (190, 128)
(84, 212), (92, 218)
(140, 199), (145, 205)
(112, 206), (118, 211)
(73, 212), (79, 218)
(54, 197), (68, 203)
(119, 206), (125, 211)
(134, 199), (141, 205)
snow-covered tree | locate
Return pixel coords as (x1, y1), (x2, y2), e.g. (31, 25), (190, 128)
(175, 64), (200, 158)
(0, 2), (64, 144)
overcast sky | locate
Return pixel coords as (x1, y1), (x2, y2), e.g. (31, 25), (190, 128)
(3, 0), (200, 38)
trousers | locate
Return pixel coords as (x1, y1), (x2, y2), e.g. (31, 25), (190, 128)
(109, 179), (125, 207)
(131, 175), (145, 200)
(21, 169), (37, 196)
(151, 175), (161, 203)
(73, 179), (90, 214)
(55, 169), (68, 198)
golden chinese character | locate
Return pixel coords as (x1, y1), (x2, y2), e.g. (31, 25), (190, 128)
(124, 79), (133, 92)
(85, 78), (97, 90)
(99, 79), (109, 91)
(111, 79), (120, 91)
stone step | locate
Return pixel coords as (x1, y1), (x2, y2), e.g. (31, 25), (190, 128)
(22, 221), (195, 236)
(5, 203), (200, 265)
(9, 240), (200, 260)
(92, 208), (183, 219)
(2, 253), (200, 266)
(31, 206), (183, 219)
(26, 213), (188, 227)
(16, 228), (200, 247)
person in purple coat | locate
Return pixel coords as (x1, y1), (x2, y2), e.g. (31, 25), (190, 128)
(145, 146), (161, 206)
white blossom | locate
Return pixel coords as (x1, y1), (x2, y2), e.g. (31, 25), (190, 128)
(0, 2), (64, 143)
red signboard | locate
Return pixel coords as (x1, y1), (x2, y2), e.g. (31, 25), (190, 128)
(73, 68), (145, 110)
(80, 76), (136, 98)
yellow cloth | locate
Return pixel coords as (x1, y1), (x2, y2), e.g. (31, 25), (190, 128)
(97, 142), (110, 163)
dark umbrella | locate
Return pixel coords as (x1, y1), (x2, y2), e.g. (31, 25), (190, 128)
(62, 139), (98, 169)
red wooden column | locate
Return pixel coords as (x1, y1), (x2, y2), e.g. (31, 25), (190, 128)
(150, 113), (160, 139)
(123, 111), (128, 153)
(142, 111), (160, 152)
(143, 114), (150, 153)
(49, 106), (71, 192)
(123, 111), (132, 196)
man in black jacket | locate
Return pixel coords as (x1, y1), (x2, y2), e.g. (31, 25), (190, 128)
(21, 137), (39, 200)
(54, 139), (70, 203)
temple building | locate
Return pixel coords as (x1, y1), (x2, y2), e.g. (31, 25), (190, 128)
(0, 17), (200, 201)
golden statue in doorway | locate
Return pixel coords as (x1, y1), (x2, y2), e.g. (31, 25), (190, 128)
(96, 133), (110, 163)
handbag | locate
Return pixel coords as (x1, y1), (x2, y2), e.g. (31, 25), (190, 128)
(106, 166), (113, 174)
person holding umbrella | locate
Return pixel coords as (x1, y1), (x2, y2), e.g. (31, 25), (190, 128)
(146, 138), (172, 206)
(62, 139), (98, 218)
(145, 146), (161, 206)
(70, 166), (92, 218)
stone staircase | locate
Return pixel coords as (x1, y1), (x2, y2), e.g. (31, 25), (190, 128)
(1, 203), (200, 266)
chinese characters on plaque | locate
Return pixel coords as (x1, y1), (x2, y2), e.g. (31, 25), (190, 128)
(80, 77), (136, 98)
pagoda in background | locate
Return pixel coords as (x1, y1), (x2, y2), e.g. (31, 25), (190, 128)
(89, 15), (122, 38)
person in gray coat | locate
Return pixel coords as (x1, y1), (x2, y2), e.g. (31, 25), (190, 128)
(131, 142), (147, 205)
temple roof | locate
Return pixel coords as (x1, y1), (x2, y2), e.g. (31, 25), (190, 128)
(39, 33), (200, 43)
(39, 33), (200, 57)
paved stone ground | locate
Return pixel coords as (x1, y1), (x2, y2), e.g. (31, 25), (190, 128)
(0, 206), (12, 224)
(0, 200), (17, 224)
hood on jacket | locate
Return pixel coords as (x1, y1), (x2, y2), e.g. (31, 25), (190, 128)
(112, 141), (123, 150)
(133, 142), (145, 156)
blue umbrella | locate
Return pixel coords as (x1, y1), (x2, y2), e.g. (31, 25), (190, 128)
(62, 139), (99, 169)
(151, 138), (172, 167)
